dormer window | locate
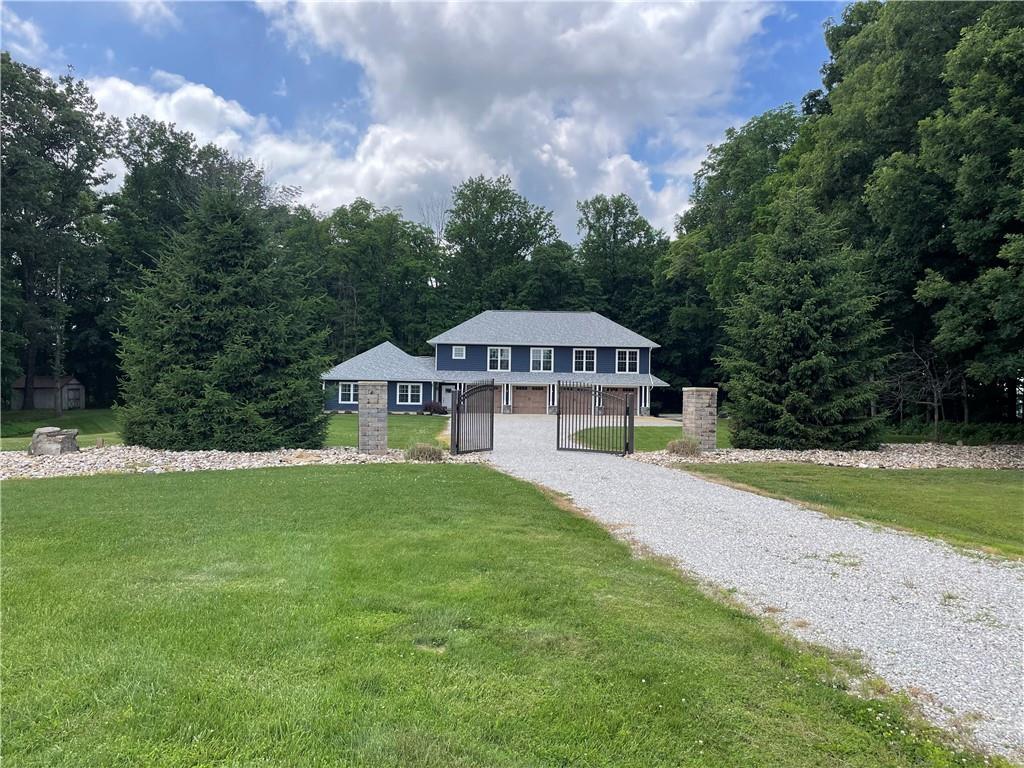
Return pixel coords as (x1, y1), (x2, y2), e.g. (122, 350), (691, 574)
(616, 348), (639, 374)
(488, 346), (511, 371)
(452, 345), (466, 360)
(573, 348), (596, 373)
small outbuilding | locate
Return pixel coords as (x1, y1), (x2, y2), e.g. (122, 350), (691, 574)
(11, 376), (86, 411)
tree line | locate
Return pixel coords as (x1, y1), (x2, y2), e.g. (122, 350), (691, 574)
(1, 1), (1021, 449)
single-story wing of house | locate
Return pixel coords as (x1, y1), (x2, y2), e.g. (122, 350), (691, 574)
(322, 310), (669, 415)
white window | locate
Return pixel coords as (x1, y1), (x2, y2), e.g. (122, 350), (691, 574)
(338, 382), (359, 404)
(530, 347), (553, 372)
(616, 348), (639, 374)
(573, 348), (596, 373)
(488, 346), (511, 371)
(397, 383), (422, 405)
(452, 345), (466, 360)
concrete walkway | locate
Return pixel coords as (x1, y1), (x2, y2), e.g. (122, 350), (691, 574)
(487, 415), (1024, 760)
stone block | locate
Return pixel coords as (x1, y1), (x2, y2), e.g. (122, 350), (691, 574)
(681, 387), (718, 452)
(358, 381), (388, 454)
(28, 426), (80, 456)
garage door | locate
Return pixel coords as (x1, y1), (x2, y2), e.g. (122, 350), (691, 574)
(512, 386), (547, 414)
(603, 387), (638, 416)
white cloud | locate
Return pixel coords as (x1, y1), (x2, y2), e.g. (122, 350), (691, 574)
(1, 6), (64, 68)
(77, 3), (779, 238)
(258, 1), (776, 233)
(273, 77), (288, 98)
(125, 0), (180, 35)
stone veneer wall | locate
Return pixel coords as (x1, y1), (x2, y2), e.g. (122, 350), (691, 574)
(681, 387), (717, 451)
(358, 381), (388, 453)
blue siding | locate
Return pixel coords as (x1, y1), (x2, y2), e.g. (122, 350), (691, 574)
(596, 348), (615, 373)
(322, 380), (432, 412)
(436, 343), (487, 371)
(553, 347), (573, 372)
(434, 343), (652, 375)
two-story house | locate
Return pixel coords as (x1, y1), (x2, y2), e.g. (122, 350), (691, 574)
(321, 310), (668, 415)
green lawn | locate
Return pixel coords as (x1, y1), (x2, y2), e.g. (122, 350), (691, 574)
(680, 463), (1024, 559)
(0, 408), (121, 451)
(0, 409), (446, 451)
(578, 418), (732, 452)
(326, 412), (448, 449)
(2, 466), (995, 767)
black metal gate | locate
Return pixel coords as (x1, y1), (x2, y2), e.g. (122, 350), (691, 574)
(556, 381), (635, 455)
(451, 380), (495, 454)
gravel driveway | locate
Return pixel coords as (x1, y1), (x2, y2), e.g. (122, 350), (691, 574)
(488, 415), (1024, 760)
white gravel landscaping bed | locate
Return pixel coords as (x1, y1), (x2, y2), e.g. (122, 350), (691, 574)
(633, 442), (1024, 470)
(489, 415), (1024, 761)
(0, 444), (484, 480)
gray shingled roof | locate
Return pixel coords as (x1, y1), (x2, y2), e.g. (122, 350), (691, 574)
(321, 341), (435, 381)
(427, 311), (659, 348)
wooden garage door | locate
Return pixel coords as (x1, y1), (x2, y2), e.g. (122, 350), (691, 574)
(603, 387), (637, 416)
(512, 386), (547, 414)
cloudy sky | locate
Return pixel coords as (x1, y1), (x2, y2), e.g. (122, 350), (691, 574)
(2, 0), (839, 237)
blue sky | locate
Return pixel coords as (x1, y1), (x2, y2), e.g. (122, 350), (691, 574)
(3, 1), (842, 235)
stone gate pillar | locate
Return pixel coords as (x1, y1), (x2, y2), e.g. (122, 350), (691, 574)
(681, 387), (717, 451)
(358, 380), (388, 453)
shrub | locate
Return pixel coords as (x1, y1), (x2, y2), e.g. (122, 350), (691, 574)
(118, 191), (330, 451)
(666, 436), (701, 456)
(423, 400), (448, 415)
(405, 443), (445, 462)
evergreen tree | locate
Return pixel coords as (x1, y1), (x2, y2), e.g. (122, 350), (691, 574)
(118, 191), (330, 451)
(719, 190), (886, 449)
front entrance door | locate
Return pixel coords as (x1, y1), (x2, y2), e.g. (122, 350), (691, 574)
(441, 385), (455, 410)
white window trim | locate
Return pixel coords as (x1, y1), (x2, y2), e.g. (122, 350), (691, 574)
(616, 348), (640, 374)
(451, 345), (466, 360)
(573, 347), (597, 373)
(396, 382), (422, 406)
(487, 346), (511, 372)
(530, 347), (554, 373)
(338, 382), (359, 404)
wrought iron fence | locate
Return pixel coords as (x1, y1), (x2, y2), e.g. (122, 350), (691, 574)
(451, 380), (495, 454)
(555, 381), (634, 455)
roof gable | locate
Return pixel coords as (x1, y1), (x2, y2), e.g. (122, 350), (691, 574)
(427, 311), (659, 348)
(321, 341), (435, 381)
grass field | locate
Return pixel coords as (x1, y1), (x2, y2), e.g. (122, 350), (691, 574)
(326, 412), (448, 449)
(680, 463), (1024, 559)
(578, 418), (732, 451)
(0, 409), (447, 451)
(0, 408), (121, 451)
(2, 465), (994, 767)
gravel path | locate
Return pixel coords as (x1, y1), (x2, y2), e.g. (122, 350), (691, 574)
(489, 416), (1024, 760)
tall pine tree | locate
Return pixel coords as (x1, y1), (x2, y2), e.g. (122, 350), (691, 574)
(719, 190), (886, 449)
(118, 191), (330, 451)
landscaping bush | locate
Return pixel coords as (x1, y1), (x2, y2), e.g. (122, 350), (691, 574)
(423, 400), (448, 415)
(666, 436), (701, 456)
(118, 191), (331, 451)
(405, 443), (445, 462)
